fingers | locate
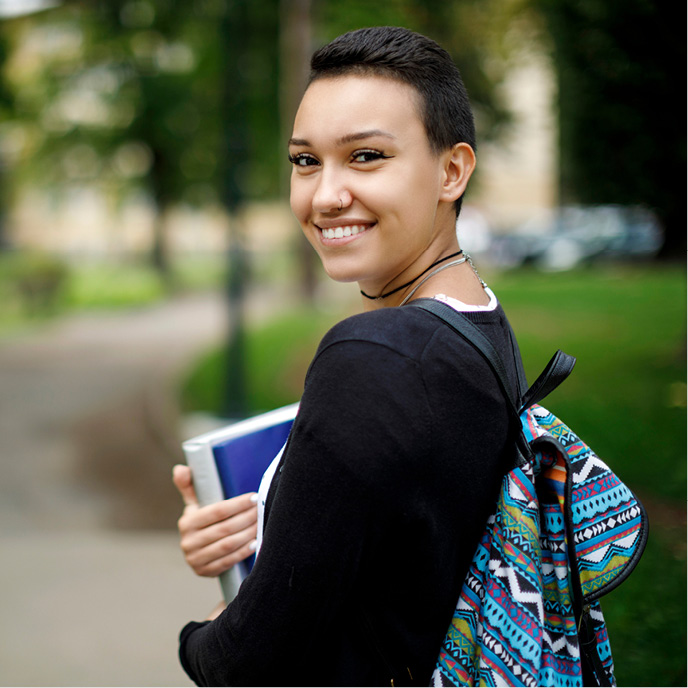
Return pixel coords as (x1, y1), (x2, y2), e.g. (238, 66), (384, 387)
(183, 524), (259, 577)
(172, 464), (197, 507)
(179, 499), (258, 548)
(178, 492), (258, 531)
(176, 488), (259, 578)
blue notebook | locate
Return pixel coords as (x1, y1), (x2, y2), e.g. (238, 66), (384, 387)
(182, 402), (299, 597)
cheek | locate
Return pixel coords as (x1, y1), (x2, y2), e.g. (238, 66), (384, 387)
(394, 165), (441, 219)
(350, 175), (399, 214)
(363, 169), (431, 222)
(289, 179), (309, 223)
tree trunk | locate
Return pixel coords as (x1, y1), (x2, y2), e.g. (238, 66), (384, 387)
(280, 0), (317, 303)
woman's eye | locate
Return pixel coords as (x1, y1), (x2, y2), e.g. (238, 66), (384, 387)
(351, 149), (390, 163)
(288, 153), (318, 167)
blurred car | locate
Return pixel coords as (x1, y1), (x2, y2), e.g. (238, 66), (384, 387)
(491, 205), (664, 271)
(455, 205), (492, 257)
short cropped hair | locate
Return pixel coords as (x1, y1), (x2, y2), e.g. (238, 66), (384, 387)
(309, 26), (476, 215)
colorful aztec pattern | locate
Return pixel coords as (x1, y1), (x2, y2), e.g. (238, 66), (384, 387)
(432, 404), (647, 687)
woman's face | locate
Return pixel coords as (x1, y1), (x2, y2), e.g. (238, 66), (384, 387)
(289, 74), (461, 297)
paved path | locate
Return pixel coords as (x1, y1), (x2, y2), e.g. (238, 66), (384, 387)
(1, 531), (219, 686)
(0, 292), (232, 532)
(0, 290), (260, 686)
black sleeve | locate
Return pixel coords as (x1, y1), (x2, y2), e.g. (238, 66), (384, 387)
(178, 337), (435, 686)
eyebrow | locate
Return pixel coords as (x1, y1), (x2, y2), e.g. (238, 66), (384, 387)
(288, 129), (396, 148)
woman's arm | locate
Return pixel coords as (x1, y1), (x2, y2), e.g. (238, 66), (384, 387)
(173, 465), (258, 577)
(179, 335), (434, 686)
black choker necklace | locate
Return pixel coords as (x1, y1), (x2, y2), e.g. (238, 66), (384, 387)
(360, 250), (464, 301)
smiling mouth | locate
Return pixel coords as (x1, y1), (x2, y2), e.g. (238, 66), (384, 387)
(317, 224), (373, 239)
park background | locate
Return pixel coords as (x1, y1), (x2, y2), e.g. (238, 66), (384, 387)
(0, 0), (684, 685)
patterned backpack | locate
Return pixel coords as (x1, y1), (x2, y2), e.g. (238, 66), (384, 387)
(415, 299), (648, 687)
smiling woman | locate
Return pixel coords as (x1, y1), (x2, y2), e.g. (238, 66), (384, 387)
(288, 75), (479, 303)
(175, 26), (522, 687)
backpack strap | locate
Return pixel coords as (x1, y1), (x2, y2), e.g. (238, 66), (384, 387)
(411, 298), (576, 415)
(520, 349), (576, 411)
(411, 299), (520, 412)
(505, 318), (529, 401)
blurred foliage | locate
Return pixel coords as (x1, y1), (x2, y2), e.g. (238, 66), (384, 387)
(63, 259), (166, 308)
(0, 0), (683, 265)
(0, 250), (69, 314)
(181, 305), (342, 415)
(534, 0), (686, 258)
(181, 263), (686, 686)
(0, 251), (228, 333)
(0, 0), (526, 253)
(3, 2), (225, 201)
(0, 0), (282, 273)
(313, 0), (524, 145)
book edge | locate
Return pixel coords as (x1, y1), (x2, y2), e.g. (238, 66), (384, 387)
(181, 402), (300, 450)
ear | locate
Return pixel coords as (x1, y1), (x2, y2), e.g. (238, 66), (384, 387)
(438, 142), (476, 204)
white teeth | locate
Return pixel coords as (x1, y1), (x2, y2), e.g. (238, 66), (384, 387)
(320, 225), (368, 239)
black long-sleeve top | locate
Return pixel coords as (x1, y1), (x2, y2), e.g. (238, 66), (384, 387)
(179, 301), (520, 686)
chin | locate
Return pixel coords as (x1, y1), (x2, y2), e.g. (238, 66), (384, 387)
(322, 267), (361, 285)
(319, 257), (368, 285)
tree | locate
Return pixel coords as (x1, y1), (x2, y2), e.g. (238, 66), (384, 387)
(3, 0), (522, 270)
(314, 0), (513, 148)
(535, 0), (686, 258)
(91, 0), (229, 277)
(1, 0), (279, 274)
(0, 29), (13, 249)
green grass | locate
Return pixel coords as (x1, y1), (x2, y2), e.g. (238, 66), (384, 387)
(181, 263), (686, 687)
(493, 265), (686, 502)
(63, 255), (231, 309)
(0, 253), (228, 335)
(181, 306), (345, 416)
(63, 262), (167, 309)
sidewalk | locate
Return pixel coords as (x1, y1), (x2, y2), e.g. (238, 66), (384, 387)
(1, 532), (219, 686)
(0, 291), (229, 533)
(0, 289), (274, 686)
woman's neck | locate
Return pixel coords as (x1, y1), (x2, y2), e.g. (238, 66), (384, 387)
(360, 251), (488, 311)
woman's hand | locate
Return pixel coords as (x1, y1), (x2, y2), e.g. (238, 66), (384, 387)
(173, 465), (259, 577)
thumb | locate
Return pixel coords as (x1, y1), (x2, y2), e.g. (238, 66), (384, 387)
(172, 464), (198, 507)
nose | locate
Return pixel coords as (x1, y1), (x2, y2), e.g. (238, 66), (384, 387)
(312, 169), (351, 213)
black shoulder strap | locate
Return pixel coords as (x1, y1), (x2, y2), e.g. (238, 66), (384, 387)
(521, 349), (576, 410)
(411, 298), (576, 415)
(411, 298), (520, 413)
(506, 322), (529, 400)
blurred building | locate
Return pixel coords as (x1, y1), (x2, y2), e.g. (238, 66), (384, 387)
(472, 51), (557, 231)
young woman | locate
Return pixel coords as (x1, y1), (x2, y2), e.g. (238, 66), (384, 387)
(175, 26), (521, 686)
